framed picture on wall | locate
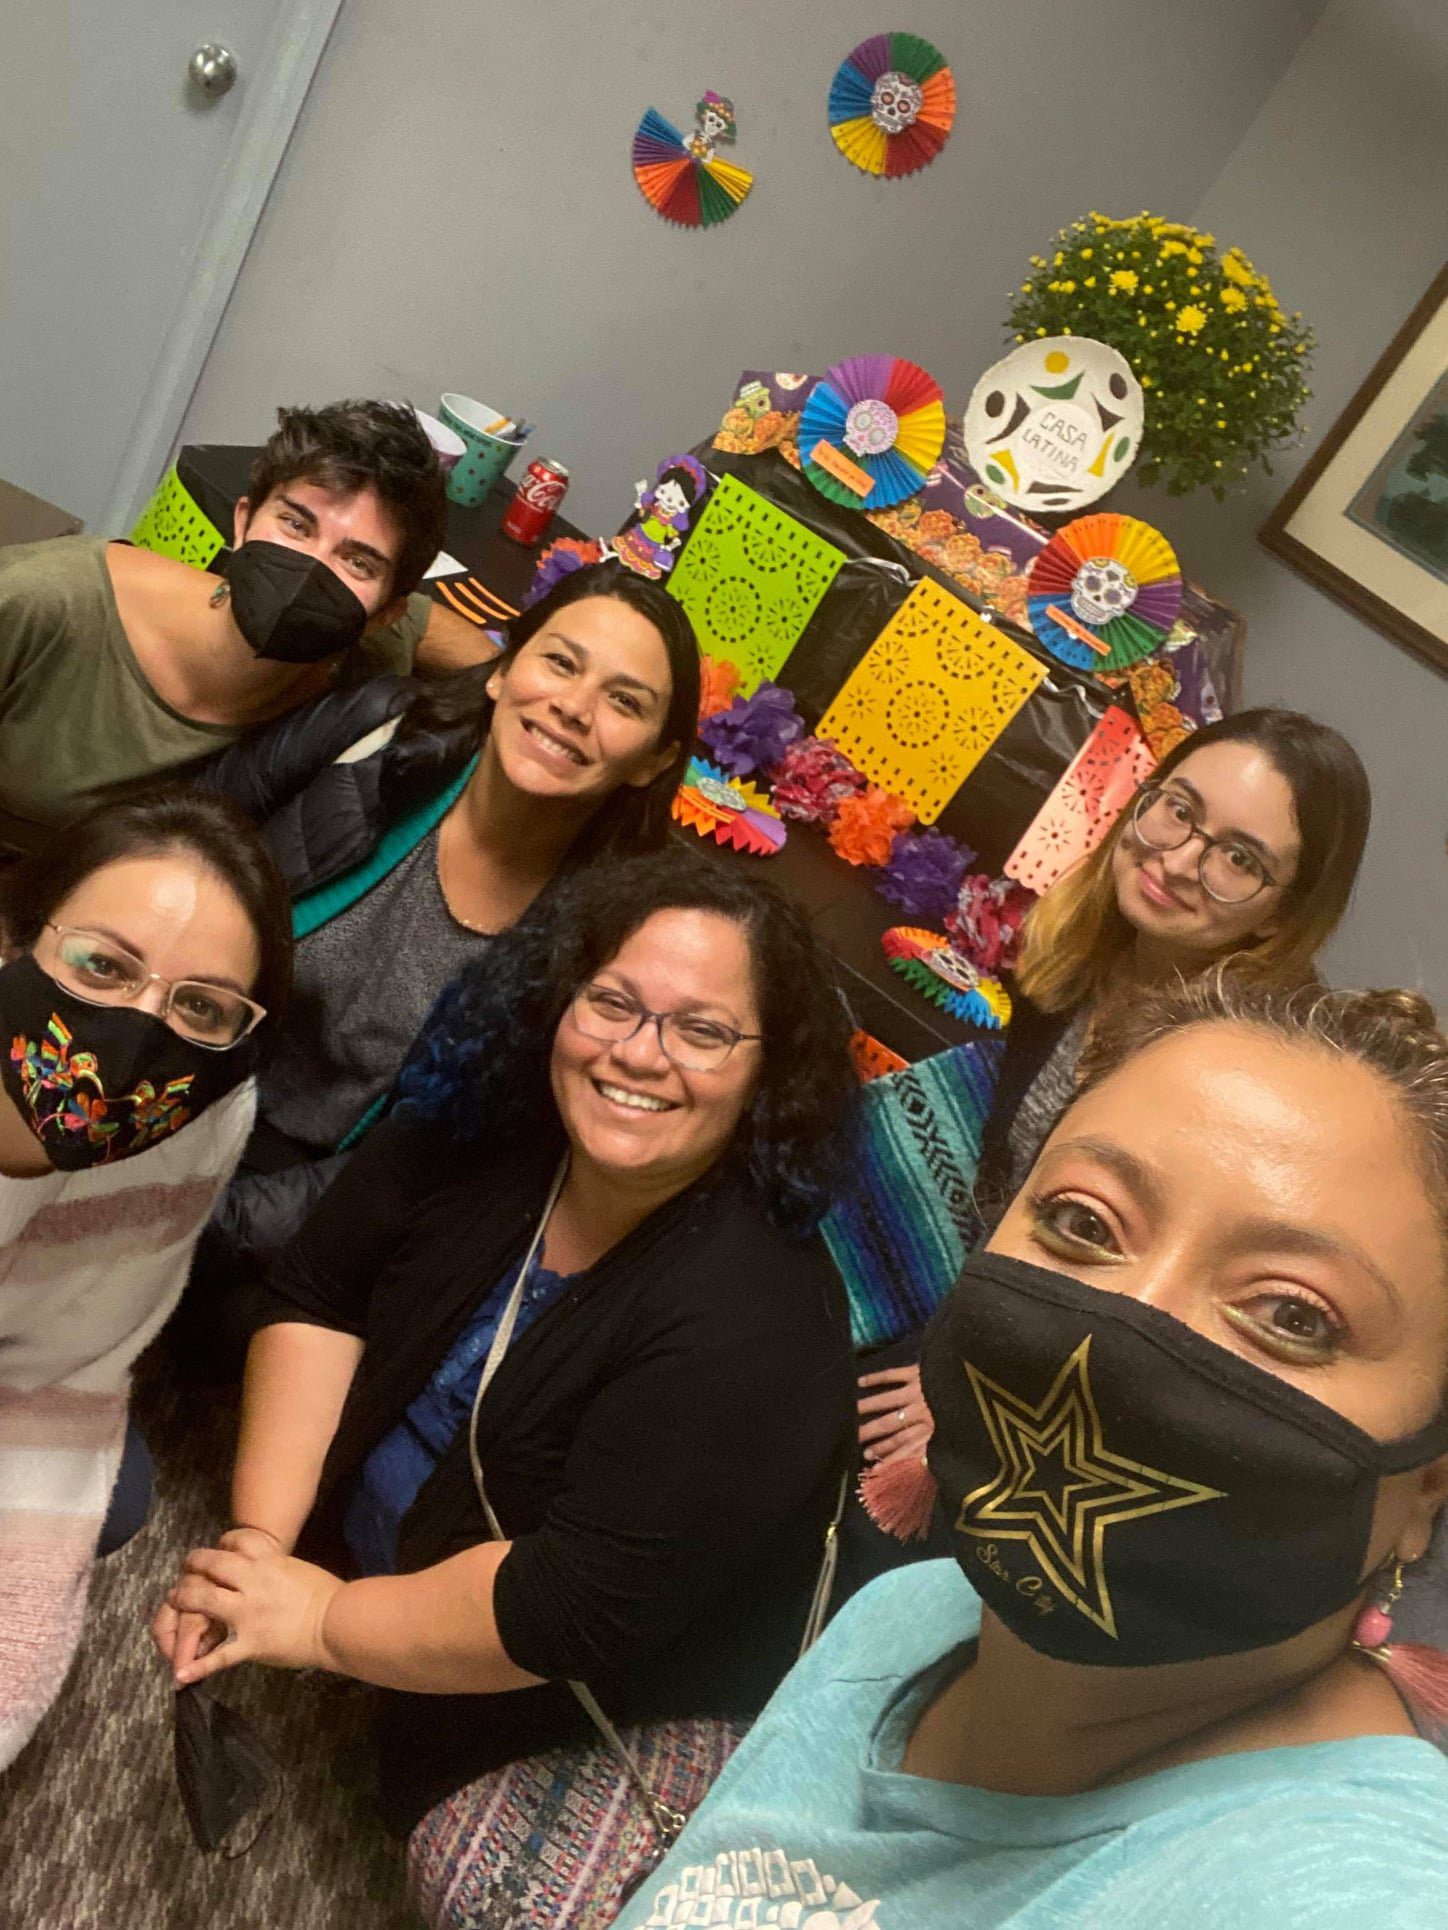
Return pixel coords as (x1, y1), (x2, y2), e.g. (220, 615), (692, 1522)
(1260, 263), (1448, 676)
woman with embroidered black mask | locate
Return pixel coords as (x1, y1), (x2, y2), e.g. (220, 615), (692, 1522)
(0, 789), (290, 1772)
(613, 977), (1448, 1928)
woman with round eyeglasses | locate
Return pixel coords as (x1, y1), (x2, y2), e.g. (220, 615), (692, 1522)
(859, 709), (1372, 1503)
(0, 788), (291, 1771)
(152, 849), (859, 1919)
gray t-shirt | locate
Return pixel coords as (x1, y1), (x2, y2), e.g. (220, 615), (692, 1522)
(261, 825), (488, 1152)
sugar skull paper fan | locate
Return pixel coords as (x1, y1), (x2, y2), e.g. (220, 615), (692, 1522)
(1027, 513), (1182, 672)
(672, 757), (786, 856)
(964, 336), (1144, 513)
(632, 93), (754, 228)
(829, 34), (956, 178)
(882, 927), (1012, 1030)
(799, 355), (946, 509)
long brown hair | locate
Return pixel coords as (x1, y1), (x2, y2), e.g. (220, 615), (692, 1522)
(397, 559), (700, 863)
(1017, 708), (1371, 1013)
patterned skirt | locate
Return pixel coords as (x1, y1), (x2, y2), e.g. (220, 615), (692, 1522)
(407, 1715), (746, 1930)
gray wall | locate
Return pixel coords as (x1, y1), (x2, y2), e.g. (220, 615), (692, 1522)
(1124, 0), (1448, 1001)
(182, 0), (1324, 534)
(182, 0), (1447, 997)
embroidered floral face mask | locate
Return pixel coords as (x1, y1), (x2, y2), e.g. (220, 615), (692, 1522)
(0, 955), (254, 1170)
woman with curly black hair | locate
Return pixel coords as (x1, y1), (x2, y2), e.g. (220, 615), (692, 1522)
(154, 847), (858, 1918)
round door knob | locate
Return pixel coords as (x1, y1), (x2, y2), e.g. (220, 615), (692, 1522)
(188, 43), (238, 99)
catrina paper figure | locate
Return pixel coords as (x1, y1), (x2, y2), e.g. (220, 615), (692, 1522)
(632, 92), (754, 228)
(613, 454), (712, 580)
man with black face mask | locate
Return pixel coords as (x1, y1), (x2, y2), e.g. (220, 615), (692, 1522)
(0, 398), (474, 855)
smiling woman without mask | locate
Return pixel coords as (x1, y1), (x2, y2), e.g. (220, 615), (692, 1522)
(153, 848), (858, 1918)
(0, 787), (290, 1773)
(609, 976), (1448, 1930)
(185, 561), (701, 1370)
(858, 708), (1372, 1487)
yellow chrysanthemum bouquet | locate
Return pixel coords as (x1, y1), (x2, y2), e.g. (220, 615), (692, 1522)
(1006, 212), (1315, 498)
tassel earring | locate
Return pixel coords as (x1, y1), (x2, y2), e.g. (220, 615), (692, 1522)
(1352, 1557), (1448, 1725)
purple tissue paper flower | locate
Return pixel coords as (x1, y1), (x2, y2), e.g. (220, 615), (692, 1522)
(877, 828), (976, 920)
(697, 681), (804, 778)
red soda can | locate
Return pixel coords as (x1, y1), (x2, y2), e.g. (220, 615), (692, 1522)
(501, 458), (569, 544)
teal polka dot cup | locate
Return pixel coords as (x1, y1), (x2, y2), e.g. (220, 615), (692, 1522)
(438, 394), (521, 507)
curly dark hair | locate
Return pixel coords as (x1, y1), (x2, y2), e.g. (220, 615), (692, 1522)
(396, 846), (858, 1236)
(396, 558), (701, 862)
(244, 399), (448, 600)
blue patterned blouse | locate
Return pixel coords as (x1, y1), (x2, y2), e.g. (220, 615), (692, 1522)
(344, 1255), (574, 1576)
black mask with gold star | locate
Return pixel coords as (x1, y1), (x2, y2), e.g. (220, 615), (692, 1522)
(921, 1254), (1448, 1667)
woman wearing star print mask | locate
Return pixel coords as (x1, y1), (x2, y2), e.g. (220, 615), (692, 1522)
(615, 975), (1448, 1929)
(858, 707), (1370, 1492)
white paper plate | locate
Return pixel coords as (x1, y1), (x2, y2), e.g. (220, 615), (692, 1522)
(963, 336), (1144, 513)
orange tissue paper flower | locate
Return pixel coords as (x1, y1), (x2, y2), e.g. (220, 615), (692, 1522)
(698, 654), (742, 721)
(828, 787), (914, 868)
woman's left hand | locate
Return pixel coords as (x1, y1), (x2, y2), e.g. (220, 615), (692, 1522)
(857, 1362), (933, 1465)
(164, 1527), (344, 1684)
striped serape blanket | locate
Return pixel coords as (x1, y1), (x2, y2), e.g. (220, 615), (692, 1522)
(823, 1037), (1003, 1352)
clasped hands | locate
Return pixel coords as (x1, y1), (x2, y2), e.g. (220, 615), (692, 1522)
(150, 1526), (344, 1686)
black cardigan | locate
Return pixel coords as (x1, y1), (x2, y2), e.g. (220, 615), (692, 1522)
(253, 1115), (854, 1832)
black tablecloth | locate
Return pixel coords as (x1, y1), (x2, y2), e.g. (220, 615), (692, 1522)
(178, 443), (975, 1062)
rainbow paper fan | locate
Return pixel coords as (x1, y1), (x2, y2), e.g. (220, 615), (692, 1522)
(673, 757), (786, 856)
(882, 927), (1012, 1030)
(632, 99), (754, 228)
(828, 34), (956, 178)
(799, 355), (946, 509)
(1026, 513), (1183, 673)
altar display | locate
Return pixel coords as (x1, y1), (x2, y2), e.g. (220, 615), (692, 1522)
(581, 213), (1305, 1340)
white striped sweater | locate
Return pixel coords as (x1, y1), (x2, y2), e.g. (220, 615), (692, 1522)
(0, 1080), (254, 1769)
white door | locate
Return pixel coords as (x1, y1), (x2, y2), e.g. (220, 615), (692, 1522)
(0, 1), (344, 534)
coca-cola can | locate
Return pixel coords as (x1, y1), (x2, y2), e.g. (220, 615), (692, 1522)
(501, 458), (570, 544)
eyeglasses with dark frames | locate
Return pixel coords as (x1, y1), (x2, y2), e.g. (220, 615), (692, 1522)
(1129, 786), (1279, 906)
(570, 982), (761, 1072)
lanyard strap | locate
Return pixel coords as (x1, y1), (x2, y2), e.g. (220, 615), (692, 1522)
(466, 1158), (846, 1849)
